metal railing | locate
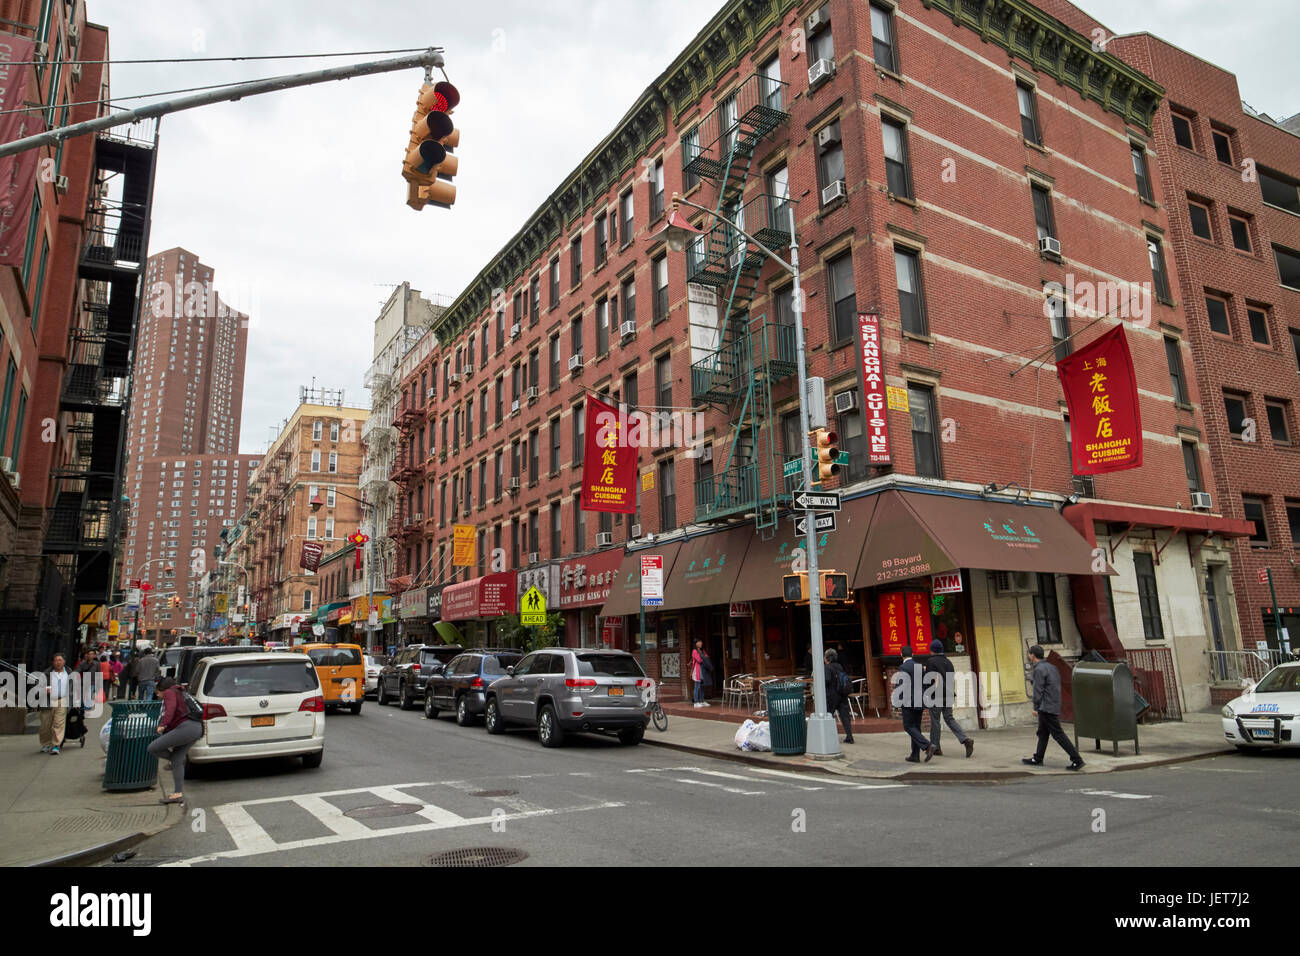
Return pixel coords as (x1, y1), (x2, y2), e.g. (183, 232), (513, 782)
(681, 71), (790, 181)
(695, 462), (759, 519)
(1122, 647), (1182, 722)
(684, 192), (791, 287)
(1208, 648), (1291, 685)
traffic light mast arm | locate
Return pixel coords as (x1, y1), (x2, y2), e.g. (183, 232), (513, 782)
(0, 48), (446, 159)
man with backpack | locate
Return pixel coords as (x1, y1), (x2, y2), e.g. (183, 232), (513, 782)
(925, 638), (974, 757)
(823, 648), (854, 745)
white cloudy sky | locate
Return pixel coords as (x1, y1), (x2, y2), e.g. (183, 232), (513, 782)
(89, 0), (1298, 455)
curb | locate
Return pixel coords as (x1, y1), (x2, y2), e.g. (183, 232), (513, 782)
(24, 802), (186, 868)
(643, 735), (1235, 783)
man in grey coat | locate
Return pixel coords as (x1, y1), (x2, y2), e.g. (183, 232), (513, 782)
(134, 648), (161, 701)
(1022, 645), (1084, 770)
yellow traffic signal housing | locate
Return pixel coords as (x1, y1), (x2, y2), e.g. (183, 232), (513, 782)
(783, 573), (808, 604)
(403, 81), (459, 210)
(820, 570), (850, 602)
(812, 428), (841, 481)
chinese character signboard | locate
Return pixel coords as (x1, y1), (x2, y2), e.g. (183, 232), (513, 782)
(1057, 325), (1142, 475)
(452, 525), (476, 567)
(906, 591), (933, 650)
(558, 551), (624, 608)
(0, 35), (46, 266)
(857, 312), (892, 464)
(879, 592), (907, 656)
(582, 396), (636, 514)
(299, 540), (324, 572)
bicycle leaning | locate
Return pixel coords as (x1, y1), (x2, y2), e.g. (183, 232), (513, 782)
(642, 680), (668, 732)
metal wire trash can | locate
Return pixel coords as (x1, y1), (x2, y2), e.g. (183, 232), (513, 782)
(103, 700), (163, 791)
(766, 682), (807, 755)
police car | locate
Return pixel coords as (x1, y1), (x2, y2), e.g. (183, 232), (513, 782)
(1222, 661), (1300, 750)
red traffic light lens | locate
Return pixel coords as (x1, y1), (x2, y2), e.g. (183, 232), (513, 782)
(434, 80), (460, 111)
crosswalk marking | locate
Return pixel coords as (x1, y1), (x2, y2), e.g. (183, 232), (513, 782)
(745, 767), (908, 790)
(365, 785), (469, 827)
(1068, 788), (1154, 800)
(212, 803), (277, 855)
(672, 777), (767, 795)
(291, 794), (384, 838)
(688, 768), (823, 791)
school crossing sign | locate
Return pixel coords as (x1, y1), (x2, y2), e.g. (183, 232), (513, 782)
(520, 586), (547, 626)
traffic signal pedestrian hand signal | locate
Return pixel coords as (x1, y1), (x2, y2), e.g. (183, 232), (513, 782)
(820, 570), (849, 602)
(812, 428), (840, 481)
(403, 80), (460, 210)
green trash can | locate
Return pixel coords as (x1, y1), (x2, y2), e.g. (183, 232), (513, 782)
(103, 700), (163, 792)
(767, 682), (807, 755)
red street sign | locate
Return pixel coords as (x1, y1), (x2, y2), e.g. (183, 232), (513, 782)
(128, 579), (141, 588)
(1259, 568), (1269, 584)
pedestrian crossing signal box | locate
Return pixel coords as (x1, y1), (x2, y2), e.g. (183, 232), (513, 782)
(783, 573), (808, 604)
(822, 571), (849, 601)
(783, 571), (850, 604)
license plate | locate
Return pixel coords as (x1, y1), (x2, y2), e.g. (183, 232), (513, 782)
(251, 715), (275, 728)
(608, 686), (624, 696)
(1252, 728), (1274, 739)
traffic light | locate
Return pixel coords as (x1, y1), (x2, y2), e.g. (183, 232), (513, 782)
(403, 80), (460, 210)
(812, 428), (840, 481)
(783, 573), (808, 604)
(820, 570), (849, 602)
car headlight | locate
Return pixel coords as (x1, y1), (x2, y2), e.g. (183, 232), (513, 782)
(1221, 704), (1235, 718)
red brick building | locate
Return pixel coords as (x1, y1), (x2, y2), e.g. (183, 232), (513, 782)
(385, 0), (1264, 721)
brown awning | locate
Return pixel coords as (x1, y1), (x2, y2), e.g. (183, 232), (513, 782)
(598, 542), (683, 618)
(856, 490), (1105, 588)
(659, 526), (753, 612)
(731, 495), (879, 603)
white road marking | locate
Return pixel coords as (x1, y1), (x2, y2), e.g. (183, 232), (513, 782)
(1068, 788), (1153, 800)
(1170, 766), (1262, 773)
(672, 777), (767, 795)
(366, 786), (470, 827)
(746, 767), (909, 790)
(212, 803), (277, 855)
(292, 795), (372, 838)
(688, 768), (824, 791)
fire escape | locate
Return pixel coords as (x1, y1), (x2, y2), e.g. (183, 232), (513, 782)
(43, 120), (158, 614)
(682, 71), (794, 534)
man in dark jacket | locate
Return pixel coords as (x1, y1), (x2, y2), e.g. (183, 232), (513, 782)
(1023, 645), (1084, 770)
(926, 639), (974, 757)
(823, 649), (854, 744)
(893, 646), (935, 762)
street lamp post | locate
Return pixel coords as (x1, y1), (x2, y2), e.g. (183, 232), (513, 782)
(651, 194), (840, 757)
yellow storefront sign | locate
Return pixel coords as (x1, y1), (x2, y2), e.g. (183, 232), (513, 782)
(886, 386), (910, 412)
(453, 524), (475, 567)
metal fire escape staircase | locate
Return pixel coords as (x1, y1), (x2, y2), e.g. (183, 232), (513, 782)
(682, 71), (795, 534)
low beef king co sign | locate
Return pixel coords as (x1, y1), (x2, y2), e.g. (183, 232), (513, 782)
(1056, 324), (1143, 475)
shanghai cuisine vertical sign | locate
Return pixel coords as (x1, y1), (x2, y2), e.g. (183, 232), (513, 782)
(857, 312), (891, 465)
(582, 395), (636, 514)
(1056, 325), (1142, 475)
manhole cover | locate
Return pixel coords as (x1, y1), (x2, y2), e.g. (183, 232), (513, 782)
(469, 789), (517, 797)
(344, 803), (423, 819)
(428, 847), (528, 868)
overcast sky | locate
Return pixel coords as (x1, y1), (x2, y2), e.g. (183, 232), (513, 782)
(90, 0), (1298, 455)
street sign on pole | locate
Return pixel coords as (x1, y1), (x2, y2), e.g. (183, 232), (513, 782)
(125, 588), (141, 611)
(783, 458), (803, 479)
(793, 491), (841, 511)
(794, 512), (836, 536)
(520, 586), (547, 625)
(640, 556), (664, 607)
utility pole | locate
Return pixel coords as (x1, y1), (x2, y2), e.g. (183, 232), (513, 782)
(0, 48), (445, 159)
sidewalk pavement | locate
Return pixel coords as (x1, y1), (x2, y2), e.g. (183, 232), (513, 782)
(643, 708), (1233, 781)
(0, 708), (184, 866)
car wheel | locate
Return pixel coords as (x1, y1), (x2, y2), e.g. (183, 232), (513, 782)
(377, 681), (389, 706)
(618, 725), (644, 746)
(302, 750), (323, 769)
(537, 704), (565, 748)
(485, 697), (505, 735)
(424, 692), (440, 720)
(456, 695), (473, 726)
(400, 682), (414, 710)
(349, 702), (363, 716)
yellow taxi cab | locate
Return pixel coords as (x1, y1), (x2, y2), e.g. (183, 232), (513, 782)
(292, 643), (366, 714)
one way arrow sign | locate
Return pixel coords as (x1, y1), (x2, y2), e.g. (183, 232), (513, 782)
(794, 512), (837, 536)
(793, 491), (841, 511)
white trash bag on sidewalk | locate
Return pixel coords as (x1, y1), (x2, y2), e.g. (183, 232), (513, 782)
(746, 720), (772, 752)
(734, 719), (756, 750)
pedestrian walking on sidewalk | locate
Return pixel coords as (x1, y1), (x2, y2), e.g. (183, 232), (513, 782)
(823, 649), (854, 744)
(691, 640), (713, 707)
(926, 639), (973, 757)
(894, 646), (935, 763)
(38, 654), (74, 754)
(1022, 645), (1085, 770)
(134, 648), (161, 701)
(125, 652), (139, 700)
(110, 653), (124, 700)
(147, 677), (202, 805)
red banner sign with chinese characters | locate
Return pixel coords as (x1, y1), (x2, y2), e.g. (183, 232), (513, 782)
(581, 395), (636, 514)
(1057, 325), (1142, 475)
(857, 312), (892, 464)
(906, 591), (933, 651)
(879, 592), (908, 657)
(0, 35), (46, 267)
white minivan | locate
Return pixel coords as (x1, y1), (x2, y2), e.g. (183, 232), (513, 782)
(187, 653), (326, 768)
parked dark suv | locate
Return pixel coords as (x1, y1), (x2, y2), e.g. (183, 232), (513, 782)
(377, 644), (463, 709)
(165, 645), (266, 688)
(483, 648), (650, 746)
(423, 649), (524, 725)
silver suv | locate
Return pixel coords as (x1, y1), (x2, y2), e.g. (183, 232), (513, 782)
(483, 648), (650, 747)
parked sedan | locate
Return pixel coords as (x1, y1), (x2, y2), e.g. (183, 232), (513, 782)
(363, 654), (386, 699)
(186, 653), (325, 769)
(1222, 662), (1300, 750)
(483, 648), (651, 747)
(377, 644), (463, 709)
(424, 650), (522, 725)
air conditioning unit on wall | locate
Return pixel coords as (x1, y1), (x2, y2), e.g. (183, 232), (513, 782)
(993, 570), (1036, 596)
(1191, 491), (1212, 511)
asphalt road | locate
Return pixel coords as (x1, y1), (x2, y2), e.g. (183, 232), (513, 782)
(117, 698), (1300, 867)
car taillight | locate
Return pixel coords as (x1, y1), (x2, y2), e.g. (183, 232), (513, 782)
(201, 703), (226, 720)
(411, 663), (421, 671)
(471, 676), (484, 688)
(635, 679), (651, 687)
(565, 678), (597, 688)
(299, 695), (325, 712)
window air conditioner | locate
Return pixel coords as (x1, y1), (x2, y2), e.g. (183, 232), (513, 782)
(568, 354), (584, 372)
(808, 58), (835, 89)
(994, 570), (1036, 596)
(620, 321), (636, 338)
(834, 390), (858, 413)
(34, 42), (48, 59)
(1039, 236), (1062, 257)
(510, 323), (521, 338)
(528, 552), (540, 564)
(448, 372), (461, 386)
(426, 387), (435, 398)
(630, 523), (642, 538)
(526, 385), (539, 401)
(1191, 491), (1212, 511)
(806, 6), (829, 33)
(71, 62), (82, 83)
(816, 122), (841, 149)
(462, 363), (475, 376)
(511, 399), (521, 415)
(700, 445), (713, 463)
(0, 457), (12, 474)
(597, 532), (613, 547)
(821, 180), (847, 205)
(411, 512), (423, 523)
(507, 477), (520, 493)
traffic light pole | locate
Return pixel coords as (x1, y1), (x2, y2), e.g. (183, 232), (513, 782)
(0, 48), (446, 159)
